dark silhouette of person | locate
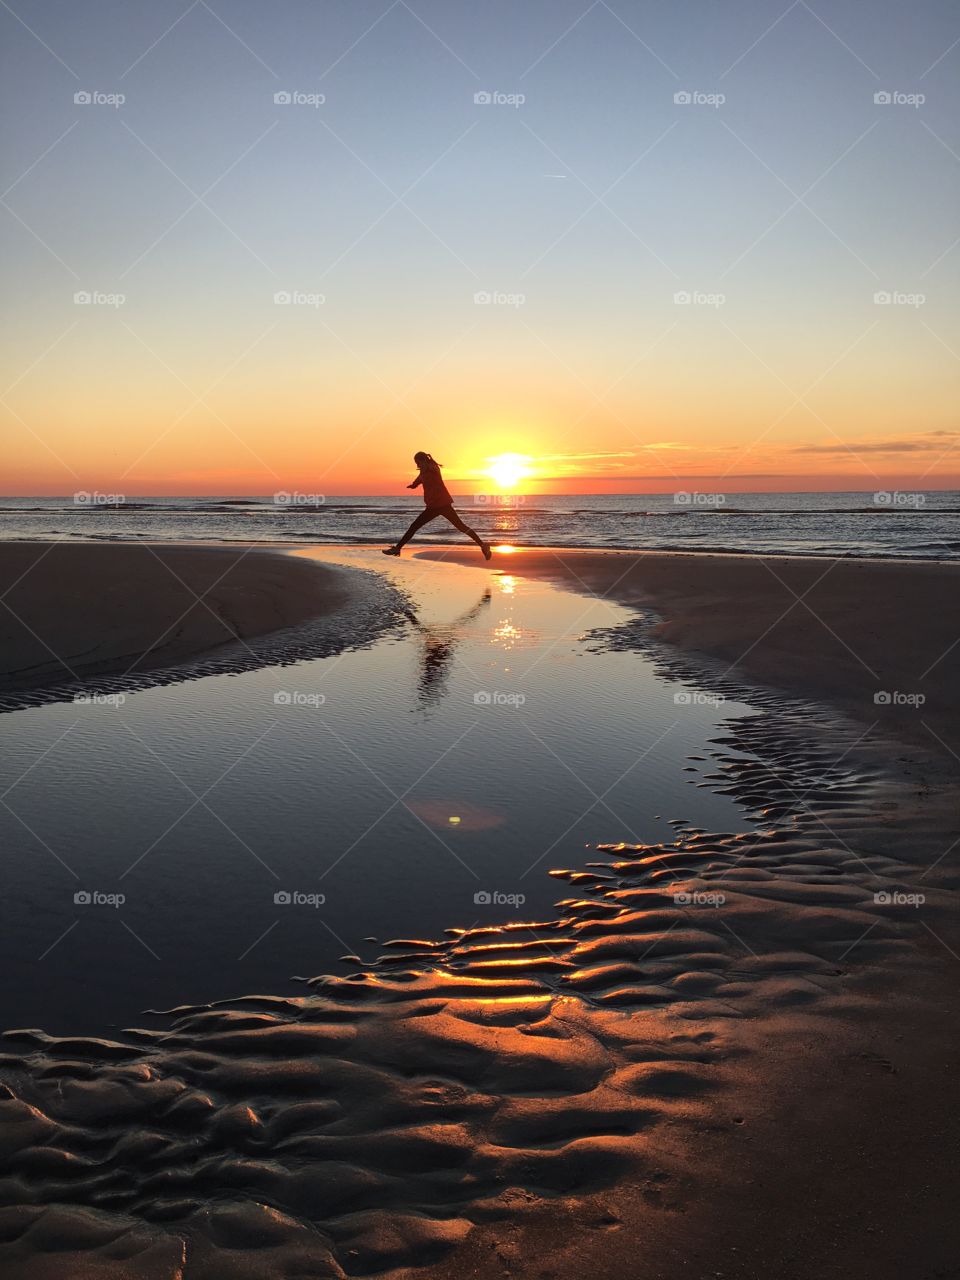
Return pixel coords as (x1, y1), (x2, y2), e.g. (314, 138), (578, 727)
(403, 587), (493, 708)
(383, 451), (491, 559)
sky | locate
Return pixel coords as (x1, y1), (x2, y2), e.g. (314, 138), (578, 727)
(2, 0), (959, 496)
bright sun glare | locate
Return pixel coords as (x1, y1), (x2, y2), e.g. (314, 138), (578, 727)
(486, 452), (531, 490)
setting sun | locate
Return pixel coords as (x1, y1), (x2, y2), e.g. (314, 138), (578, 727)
(486, 454), (532, 490)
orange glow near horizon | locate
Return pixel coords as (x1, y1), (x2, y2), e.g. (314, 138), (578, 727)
(5, 372), (960, 497)
(5, 360), (960, 496)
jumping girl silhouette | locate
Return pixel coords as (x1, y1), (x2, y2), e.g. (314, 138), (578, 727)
(383, 452), (491, 559)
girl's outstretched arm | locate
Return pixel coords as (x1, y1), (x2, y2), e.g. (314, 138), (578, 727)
(407, 472), (423, 490)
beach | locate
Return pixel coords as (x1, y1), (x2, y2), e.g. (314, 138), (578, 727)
(0, 543), (354, 691)
(419, 547), (960, 749)
(6, 0), (957, 1271)
(4, 541), (957, 743)
(0, 542), (957, 1279)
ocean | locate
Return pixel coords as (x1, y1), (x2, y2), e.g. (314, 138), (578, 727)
(1, 490), (957, 559)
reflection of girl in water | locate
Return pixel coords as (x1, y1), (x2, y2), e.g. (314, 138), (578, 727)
(383, 452), (491, 559)
(404, 588), (492, 709)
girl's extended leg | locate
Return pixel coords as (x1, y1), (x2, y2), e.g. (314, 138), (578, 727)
(395, 507), (439, 549)
(442, 507), (491, 558)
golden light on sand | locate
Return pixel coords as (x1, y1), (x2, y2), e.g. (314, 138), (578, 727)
(486, 453), (532, 489)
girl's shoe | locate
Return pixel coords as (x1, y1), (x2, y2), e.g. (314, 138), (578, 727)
(382, 546), (401, 556)
(481, 542), (492, 561)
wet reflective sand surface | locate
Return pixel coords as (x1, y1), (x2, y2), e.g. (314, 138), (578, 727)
(0, 548), (952, 1279)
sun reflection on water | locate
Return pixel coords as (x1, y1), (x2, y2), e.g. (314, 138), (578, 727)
(493, 620), (522, 648)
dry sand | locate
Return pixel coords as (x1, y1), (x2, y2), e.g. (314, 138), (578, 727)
(0, 543), (957, 1278)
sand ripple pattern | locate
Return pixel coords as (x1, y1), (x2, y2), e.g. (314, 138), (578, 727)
(0, 677), (936, 1278)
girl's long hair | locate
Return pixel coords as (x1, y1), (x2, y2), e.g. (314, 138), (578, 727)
(414, 451), (441, 468)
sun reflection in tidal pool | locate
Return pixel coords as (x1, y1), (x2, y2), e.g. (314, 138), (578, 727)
(493, 620), (522, 649)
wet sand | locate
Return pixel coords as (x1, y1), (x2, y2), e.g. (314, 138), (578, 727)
(0, 544), (957, 1278)
(0, 543), (409, 711)
(0, 706), (956, 1278)
(0, 543), (352, 690)
(421, 546), (960, 751)
(411, 545), (960, 1279)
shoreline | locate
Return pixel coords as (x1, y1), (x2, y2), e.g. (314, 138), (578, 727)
(2, 541), (957, 737)
(3, 532), (958, 565)
(416, 545), (960, 753)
